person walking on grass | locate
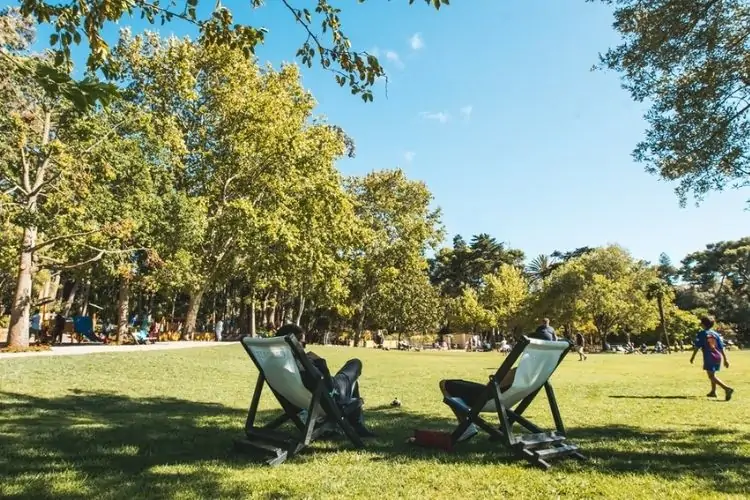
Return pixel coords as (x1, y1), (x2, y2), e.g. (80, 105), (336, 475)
(575, 332), (587, 361)
(690, 315), (734, 401)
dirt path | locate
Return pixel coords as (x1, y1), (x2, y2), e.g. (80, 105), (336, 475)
(0, 341), (234, 360)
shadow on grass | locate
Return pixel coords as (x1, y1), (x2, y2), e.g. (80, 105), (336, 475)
(0, 391), (748, 498)
(608, 395), (699, 400)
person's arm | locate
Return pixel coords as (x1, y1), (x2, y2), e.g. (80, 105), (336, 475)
(717, 337), (729, 368)
(690, 332), (703, 364)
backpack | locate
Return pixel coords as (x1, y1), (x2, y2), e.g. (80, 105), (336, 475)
(705, 333), (722, 363)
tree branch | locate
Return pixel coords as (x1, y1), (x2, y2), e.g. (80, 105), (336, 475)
(29, 228), (101, 253)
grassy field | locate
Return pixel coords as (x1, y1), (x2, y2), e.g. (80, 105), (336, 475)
(1, 345), (748, 499)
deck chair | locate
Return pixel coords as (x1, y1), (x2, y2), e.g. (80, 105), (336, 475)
(443, 336), (585, 469)
(235, 335), (365, 466)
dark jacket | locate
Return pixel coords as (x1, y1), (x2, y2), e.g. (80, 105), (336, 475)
(531, 325), (557, 341)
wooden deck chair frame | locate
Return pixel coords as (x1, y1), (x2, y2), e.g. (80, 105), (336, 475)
(444, 336), (586, 470)
(235, 334), (365, 466)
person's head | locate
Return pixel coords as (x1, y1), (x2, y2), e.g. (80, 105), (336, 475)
(276, 323), (305, 343)
(700, 315), (715, 330)
(541, 318), (550, 327)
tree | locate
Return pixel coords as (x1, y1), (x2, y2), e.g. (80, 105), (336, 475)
(110, 33), (355, 338)
(345, 169), (443, 345)
(479, 264), (529, 336)
(446, 287), (494, 335)
(1, 12), (140, 348)
(657, 252), (679, 285)
(646, 279), (674, 351)
(16, 0), (450, 106)
(680, 237), (750, 340)
(596, 0), (750, 205)
(536, 245), (659, 346)
(429, 234), (524, 298)
(526, 254), (556, 286)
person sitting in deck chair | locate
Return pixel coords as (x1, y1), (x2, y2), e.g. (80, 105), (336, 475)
(275, 324), (376, 438)
(439, 322), (561, 441)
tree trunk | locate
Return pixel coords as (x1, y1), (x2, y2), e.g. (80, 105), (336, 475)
(80, 274), (92, 316)
(657, 295), (671, 353)
(250, 296), (257, 337)
(353, 309), (366, 347)
(116, 278), (130, 345)
(7, 226), (38, 348)
(183, 289), (204, 340)
(50, 273), (61, 302)
(170, 293), (177, 322)
(62, 279), (79, 317)
(295, 295), (305, 326)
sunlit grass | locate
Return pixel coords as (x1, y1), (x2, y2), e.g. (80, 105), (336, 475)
(1, 345), (748, 499)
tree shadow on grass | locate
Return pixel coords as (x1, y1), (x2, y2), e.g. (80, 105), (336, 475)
(0, 391), (748, 498)
(608, 395), (699, 400)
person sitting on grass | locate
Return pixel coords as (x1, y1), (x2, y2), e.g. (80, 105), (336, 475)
(275, 324), (376, 438)
(690, 315), (734, 401)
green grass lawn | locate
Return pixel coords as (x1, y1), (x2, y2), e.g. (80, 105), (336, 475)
(1, 345), (749, 499)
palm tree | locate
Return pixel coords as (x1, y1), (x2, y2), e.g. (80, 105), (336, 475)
(526, 254), (555, 284)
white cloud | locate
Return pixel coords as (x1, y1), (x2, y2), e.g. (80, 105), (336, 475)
(404, 151), (416, 162)
(460, 105), (473, 120)
(409, 33), (424, 51)
(420, 111), (450, 124)
(385, 50), (404, 69)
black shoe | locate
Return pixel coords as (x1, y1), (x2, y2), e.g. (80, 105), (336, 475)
(353, 423), (377, 438)
(725, 388), (734, 401)
(707, 392), (717, 398)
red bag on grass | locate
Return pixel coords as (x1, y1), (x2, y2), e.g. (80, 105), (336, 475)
(408, 430), (454, 451)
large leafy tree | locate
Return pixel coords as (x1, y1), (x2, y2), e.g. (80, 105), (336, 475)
(1, 11), (143, 348)
(596, 0), (750, 205)
(110, 33), (355, 338)
(536, 245), (659, 346)
(681, 237), (750, 338)
(345, 169), (443, 345)
(479, 264), (529, 336)
(430, 234), (524, 297)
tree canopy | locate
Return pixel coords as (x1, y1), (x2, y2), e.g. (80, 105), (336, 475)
(596, 0), (750, 205)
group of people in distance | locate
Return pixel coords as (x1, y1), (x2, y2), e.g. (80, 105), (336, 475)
(275, 315), (736, 439)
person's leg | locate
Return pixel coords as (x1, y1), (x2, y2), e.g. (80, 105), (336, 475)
(331, 359), (374, 436)
(439, 379), (488, 442)
(706, 370), (717, 396)
(332, 359), (362, 401)
(708, 370), (733, 400)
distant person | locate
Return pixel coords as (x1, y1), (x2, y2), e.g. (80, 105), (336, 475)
(531, 318), (557, 341)
(53, 312), (66, 344)
(275, 324), (375, 437)
(690, 316), (734, 401)
(30, 310), (42, 340)
(575, 332), (587, 361)
(215, 319), (224, 342)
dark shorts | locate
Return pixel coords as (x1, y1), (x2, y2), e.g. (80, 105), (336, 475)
(704, 363), (720, 373)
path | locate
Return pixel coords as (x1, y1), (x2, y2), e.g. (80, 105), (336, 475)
(0, 341), (234, 360)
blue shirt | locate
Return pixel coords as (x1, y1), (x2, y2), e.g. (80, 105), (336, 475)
(694, 329), (724, 364)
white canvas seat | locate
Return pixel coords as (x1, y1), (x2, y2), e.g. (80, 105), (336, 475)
(235, 335), (364, 466)
(443, 336), (585, 469)
(244, 336), (321, 411)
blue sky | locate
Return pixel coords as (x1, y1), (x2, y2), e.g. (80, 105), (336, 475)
(12, 0), (750, 264)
